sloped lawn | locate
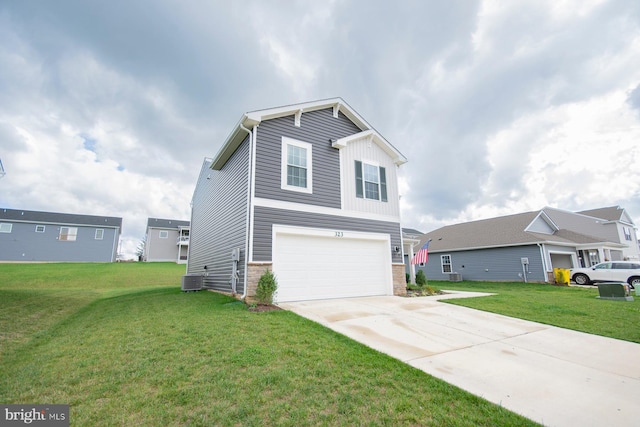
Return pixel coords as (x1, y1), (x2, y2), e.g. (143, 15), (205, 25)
(0, 263), (538, 426)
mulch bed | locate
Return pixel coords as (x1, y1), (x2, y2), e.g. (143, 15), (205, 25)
(247, 303), (282, 312)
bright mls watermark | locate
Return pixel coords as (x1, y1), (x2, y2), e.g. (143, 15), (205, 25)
(1, 405), (69, 426)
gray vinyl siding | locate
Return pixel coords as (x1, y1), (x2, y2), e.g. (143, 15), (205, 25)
(254, 108), (361, 208)
(252, 205), (403, 264)
(0, 222), (118, 262)
(146, 228), (180, 262)
(417, 245), (545, 282)
(187, 140), (250, 293)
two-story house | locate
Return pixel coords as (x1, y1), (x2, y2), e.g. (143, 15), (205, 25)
(143, 218), (190, 263)
(0, 208), (122, 262)
(187, 98), (408, 302)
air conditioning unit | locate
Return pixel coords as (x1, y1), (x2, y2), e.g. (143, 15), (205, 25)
(449, 273), (462, 282)
(181, 274), (203, 291)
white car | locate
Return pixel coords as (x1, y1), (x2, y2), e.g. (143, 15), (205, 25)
(570, 261), (640, 289)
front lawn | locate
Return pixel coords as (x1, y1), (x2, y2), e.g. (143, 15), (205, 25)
(0, 263), (538, 426)
(432, 280), (640, 343)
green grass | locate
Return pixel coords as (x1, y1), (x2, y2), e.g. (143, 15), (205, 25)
(0, 263), (538, 426)
(433, 280), (640, 343)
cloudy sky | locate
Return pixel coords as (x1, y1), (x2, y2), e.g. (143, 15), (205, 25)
(1, 0), (640, 259)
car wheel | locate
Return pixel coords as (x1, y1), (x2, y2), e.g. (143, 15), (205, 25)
(573, 273), (590, 285)
(628, 277), (640, 290)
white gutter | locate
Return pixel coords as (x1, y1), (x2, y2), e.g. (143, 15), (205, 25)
(240, 123), (254, 299)
(537, 243), (548, 282)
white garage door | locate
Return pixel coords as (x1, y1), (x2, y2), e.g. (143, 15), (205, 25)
(272, 225), (392, 303)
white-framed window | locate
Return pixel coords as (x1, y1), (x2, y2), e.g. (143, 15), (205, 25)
(95, 229), (104, 240)
(59, 227), (78, 241)
(281, 137), (312, 194)
(441, 255), (452, 273)
(355, 160), (388, 202)
(623, 227), (632, 241)
(35, 225), (46, 233)
(159, 230), (169, 239)
(0, 223), (12, 233)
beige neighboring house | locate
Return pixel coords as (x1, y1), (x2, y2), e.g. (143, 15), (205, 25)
(144, 218), (190, 264)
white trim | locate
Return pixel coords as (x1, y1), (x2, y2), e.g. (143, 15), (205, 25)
(332, 130), (407, 166)
(253, 197), (401, 223)
(273, 223), (391, 242)
(248, 125), (257, 263)
(441, 254), (452, 274)
(281, 137), (313, 194)
(361, 159), (382, 201)
(95, 229), (104, 240)
(35, 225), (45, 233)
(0, 223), (12, 233)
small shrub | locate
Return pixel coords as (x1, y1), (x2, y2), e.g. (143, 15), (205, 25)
(406, 273), (410, 284)
(416, 270), (428, 286)
(423, 285), (439, 295)
(406, 283), (421, 291)
(255, 269), (278, 305)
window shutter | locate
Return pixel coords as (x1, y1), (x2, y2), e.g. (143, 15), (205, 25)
(355, 161), (363, 198)
(379, 166), (387, 202)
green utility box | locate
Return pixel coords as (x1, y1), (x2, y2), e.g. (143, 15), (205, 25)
(596, 283), (634, 301)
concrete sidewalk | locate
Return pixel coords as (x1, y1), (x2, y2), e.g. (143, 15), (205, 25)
(280, 293), (640, 427)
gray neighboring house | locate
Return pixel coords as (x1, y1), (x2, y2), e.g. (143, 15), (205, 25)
(143, 218), (190, 264)
(187, 98), (408, 302)
(415, 206), (639, 283)
(0, 208), (122, 262)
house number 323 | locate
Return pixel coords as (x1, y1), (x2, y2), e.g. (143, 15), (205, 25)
(335, 231), (344, 237)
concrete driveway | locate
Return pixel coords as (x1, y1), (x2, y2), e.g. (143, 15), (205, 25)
(280, 292), (640, 427)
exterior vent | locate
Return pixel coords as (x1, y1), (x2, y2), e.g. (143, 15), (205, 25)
(181, 274), (203, 291)
(449, 273), (462, 282)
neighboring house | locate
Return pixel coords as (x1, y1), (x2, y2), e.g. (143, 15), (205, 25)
(187, 98), (408, 302)
(415, 206), (639, 283)
(0, 208), (122, 262)
(143, 218), (190, 264)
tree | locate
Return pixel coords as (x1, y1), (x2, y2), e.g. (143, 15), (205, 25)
(136, 236), (146, 261)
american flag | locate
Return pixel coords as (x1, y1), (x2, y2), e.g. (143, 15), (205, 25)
(411, 239), (431, 265)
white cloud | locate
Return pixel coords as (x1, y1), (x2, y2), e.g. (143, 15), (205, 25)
(2, 0), (640, 258)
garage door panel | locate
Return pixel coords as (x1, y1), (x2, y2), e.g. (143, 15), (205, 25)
(273, 227), (392, 303)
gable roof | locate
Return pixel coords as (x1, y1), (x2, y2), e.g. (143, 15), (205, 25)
(146, 218), (189, 229)
(418, 207), (624, 252)
(578, 206), (635, 225)
(0, 208), (122, 229)
(211, 97), (407, 170)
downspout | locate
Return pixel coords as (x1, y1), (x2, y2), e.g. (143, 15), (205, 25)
(112, 227), (120, 262)
(537, 243), (547, 282)
(239, 122), (254, 300)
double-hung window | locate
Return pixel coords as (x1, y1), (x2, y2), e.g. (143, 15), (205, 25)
(441, 255), (452, 273)
(281, 137), (312, 193)
(95, 229), (104, 240)
(355, 160), (387, 202)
